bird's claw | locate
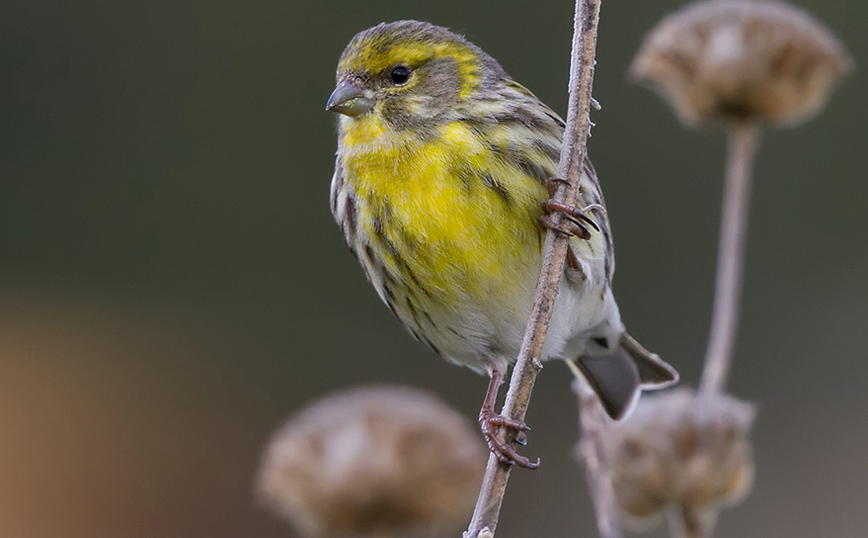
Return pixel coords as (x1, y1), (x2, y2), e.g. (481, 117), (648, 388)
(540, 213), (592, 240)
(545, 176), (570, 198)
(478, 410), (540, 469)
(540, 178), (603, 240)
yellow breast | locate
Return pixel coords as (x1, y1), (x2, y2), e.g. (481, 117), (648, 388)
(339, 114), (548, 303)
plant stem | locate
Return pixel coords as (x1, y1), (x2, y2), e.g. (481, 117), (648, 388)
(574, 379), (624, 538)
(699, 122), (760, 395)
(669, 505), (709, 538)
(463, 0), (602, 536)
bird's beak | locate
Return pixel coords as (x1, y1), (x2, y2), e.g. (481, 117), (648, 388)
(326, 80), (374, 117)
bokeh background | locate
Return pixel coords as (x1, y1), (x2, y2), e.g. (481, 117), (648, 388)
(1, 0), (866, 536)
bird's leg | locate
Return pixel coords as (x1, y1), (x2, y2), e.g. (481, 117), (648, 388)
(540, 177), (603, 240)
(478, 371), (541, 469)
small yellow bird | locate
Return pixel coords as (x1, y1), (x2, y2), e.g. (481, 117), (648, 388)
(327, 21), (678, 467)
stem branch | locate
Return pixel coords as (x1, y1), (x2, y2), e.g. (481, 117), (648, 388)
(574, 380), (624, 538)
(700, 122), (760, 395)
(669, 505), (710, 538)
(464, 0), (602, 535)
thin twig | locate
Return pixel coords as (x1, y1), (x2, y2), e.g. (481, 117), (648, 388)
(699, 122), (760, 395)
(463, 0), (602, 536)
(573, 378), (624, 538)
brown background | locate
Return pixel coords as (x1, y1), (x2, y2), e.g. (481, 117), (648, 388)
(1, 0), (866, 536)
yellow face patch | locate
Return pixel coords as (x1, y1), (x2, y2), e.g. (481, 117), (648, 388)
(339, 114), (389, 148)
(339, 39), (482, 100)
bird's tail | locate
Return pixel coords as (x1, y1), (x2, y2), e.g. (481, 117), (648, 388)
(572, 333), (678, 421)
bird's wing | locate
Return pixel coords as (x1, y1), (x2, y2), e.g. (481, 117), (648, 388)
(504, 80), (566, 129)
(573, 160), (615, 286)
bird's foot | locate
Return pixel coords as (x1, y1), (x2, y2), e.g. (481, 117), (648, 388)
(545, 176), (570, 198)
(540, 178), (603, 240)
(478, 409), (540, 469)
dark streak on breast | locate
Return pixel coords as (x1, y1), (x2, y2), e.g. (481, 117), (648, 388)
(482, 173), (511, 205)
(370, 200), (434, 299)
(343, 196), (357, 239)
(451, 164), (475, 192)
(406, 296), (420, 325)
(514, 155), (551, 184)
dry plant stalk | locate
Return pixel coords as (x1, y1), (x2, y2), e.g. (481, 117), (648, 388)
(622, 2), (850, 536)
(629, 0), (851, 128)
(257, 386), (485, 538)
(602, 389), (755, 538)
(463, 0), (602, 536)
(631, 0), (851, 394)
(574, 380), (625, 538)
(700, 122), (758, 395)
(630, 0), (850, 396)
(669, 506), (711, 538)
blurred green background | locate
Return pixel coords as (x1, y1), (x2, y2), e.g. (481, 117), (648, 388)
(1, 0), (865, 536)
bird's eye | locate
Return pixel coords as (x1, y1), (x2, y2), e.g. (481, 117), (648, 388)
(389, 65), (411, 85)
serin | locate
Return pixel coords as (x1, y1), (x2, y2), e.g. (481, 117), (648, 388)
(327, 20), (678, 467)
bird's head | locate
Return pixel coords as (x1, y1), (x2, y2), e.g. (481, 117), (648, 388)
(327, 21), (503, 129)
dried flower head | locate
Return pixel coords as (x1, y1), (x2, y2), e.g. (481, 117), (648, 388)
(600, 389), (755, 529)
(256, 386), (486, 538)
(630, 0), (851, 126)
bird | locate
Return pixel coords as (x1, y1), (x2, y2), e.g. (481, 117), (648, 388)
(326, 20), (678, 467)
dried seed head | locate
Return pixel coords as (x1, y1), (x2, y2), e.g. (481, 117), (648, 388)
(630, 0), (851, 126)
(256, 386), (485, 538)
(601, 389), (755, 528)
